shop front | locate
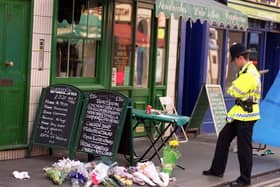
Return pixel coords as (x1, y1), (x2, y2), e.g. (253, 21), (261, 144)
(52, 0), (172, 136)
(228, 0), (280, 97)
(0, 0), (171, 158)
(177, 0), (280, 133)
(154, 0), (248, 133)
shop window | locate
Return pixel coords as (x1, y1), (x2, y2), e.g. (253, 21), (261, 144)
(247, 32), (261, 69)
(248, 18), (265, 29)
(225, 31), (243, 89)
(112, 4), (153, 88)
(272, 23), (280, 30)
(155, 14), (168, 85)
(206, 28), (224, 84)
(56, 0), (103, 78)
(112, 3), (133, 86)
(134, 8), (152, 88)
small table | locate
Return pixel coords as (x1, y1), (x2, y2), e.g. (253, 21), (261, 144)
(132, 109), (189, 162)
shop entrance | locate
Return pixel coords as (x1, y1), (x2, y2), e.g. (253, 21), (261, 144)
(0, 0), (30, 147)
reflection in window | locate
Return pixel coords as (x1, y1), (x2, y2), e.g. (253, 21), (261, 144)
(57, 40), (97, 77)
(225, 31), (243, 89)
(56, 0), (102, 78)
(134, 8), (152, 88)
(155, 13), (167, 85)
(112, 3), (132, 86)
(207, 28), (224, 84)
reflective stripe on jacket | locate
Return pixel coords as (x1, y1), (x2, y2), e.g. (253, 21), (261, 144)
(226, 62), (261, 122)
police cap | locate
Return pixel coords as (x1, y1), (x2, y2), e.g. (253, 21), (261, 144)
(230, 43), (250, 61)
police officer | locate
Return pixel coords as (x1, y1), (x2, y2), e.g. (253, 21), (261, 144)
(202, 43), (261, 187)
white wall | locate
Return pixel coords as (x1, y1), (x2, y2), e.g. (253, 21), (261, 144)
(167, 16), (179, 101)
(28, 0), (53, 140)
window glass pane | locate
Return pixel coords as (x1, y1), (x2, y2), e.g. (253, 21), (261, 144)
(56, 40), (69, 77)
(83, 40), (97, 77)
(112, 3), (133, 86)
(56, 0), (103, 79)
(225, 31), (243, 89)
(56, 39), (83, 77)
(247, 32), (261, 69)
(207, 28), (224, 84)
(155, 14), (167, 85)
(134, 8), (152, 88)
(74, 1), (102, 38)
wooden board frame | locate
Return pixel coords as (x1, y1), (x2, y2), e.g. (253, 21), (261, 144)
(27, 84), (83, 158)
(74, 90), (132, 163)
(187, 84), (227, 135)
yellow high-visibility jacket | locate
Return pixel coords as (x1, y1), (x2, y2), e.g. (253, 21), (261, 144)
(226, 62), (261, 122)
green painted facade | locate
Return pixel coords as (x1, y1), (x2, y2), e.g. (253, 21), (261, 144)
(0, 0), (31, 149)
(50, 0), (169, 136)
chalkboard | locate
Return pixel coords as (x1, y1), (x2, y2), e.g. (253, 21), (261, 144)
(28, 85), (83, 156)
(187, 84), (227, 135)
(205, 85), (227, 134)
(75, 90), (130, 160)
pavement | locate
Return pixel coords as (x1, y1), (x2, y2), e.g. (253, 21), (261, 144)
(1, 134), (280, 187)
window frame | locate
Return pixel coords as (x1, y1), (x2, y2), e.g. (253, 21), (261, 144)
(51, 0), (106, 86)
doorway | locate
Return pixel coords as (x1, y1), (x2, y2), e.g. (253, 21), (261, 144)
(0, 0), (31, 147)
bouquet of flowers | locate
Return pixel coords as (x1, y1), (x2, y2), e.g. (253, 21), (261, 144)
(162, 140), (181, 176)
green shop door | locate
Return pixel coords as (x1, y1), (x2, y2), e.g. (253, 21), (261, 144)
(0, 0), (30, 147)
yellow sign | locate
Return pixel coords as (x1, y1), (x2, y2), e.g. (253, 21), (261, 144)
(158, 28), (165, 39)
(229, 0), (280, 22)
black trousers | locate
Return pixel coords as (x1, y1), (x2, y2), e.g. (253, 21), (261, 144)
(209, 120), (256, 184)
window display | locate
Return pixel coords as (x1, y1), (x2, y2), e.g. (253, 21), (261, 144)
(207, 28), (224, 84)
(155, 13), (167, 85)
(134, 8), (152, 88)
(112, 3), (133, 86)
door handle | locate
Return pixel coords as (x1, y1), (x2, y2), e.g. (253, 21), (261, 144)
(4, 61), (14, 67)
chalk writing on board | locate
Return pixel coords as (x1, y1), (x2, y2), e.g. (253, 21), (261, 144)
(34, 85), (80, 147)
(206, 85), (227, 134)
(78, 92), (127, 157)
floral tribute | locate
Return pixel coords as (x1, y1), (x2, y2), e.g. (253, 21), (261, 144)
(162, 139), (182, 176)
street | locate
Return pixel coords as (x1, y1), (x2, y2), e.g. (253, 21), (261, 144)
(216, 170), (280, 187)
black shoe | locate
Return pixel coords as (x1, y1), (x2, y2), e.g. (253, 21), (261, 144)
(202, 170), (223, 177)
(230, 180), (250, 187)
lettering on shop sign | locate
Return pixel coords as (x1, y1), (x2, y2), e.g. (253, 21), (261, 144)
(77, 91), (129, 157)
(34, 85), (81, 147)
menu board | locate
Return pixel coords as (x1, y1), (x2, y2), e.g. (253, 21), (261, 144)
(205, 85), (227, 134)
(187, 84), (227, 135)
(77, 90), (129, 157)
(33, 85), (82, 148)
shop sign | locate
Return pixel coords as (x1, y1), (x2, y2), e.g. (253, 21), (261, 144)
(155, 0), (248, 30)
(115, 4), (132, 22)
(246, 0), (280, 7)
